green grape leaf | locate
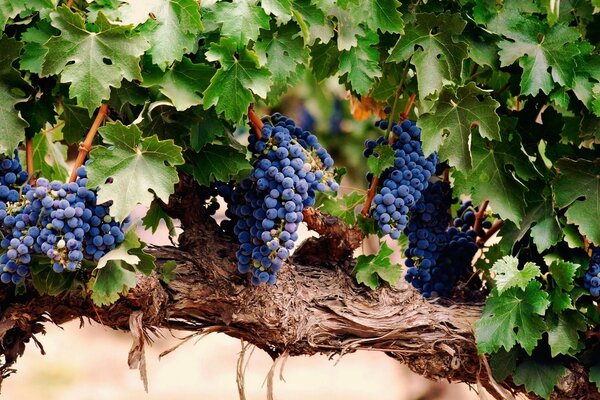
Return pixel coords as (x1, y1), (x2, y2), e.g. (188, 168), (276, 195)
(142, 58), (214, 111)
(255, 23), (308, 95)
(388, 13), (467, 98)
(360, 0), (404, 34)
(489, 347), (518, 382)
(548, 260), (578, 291)
(114, 0), (201, 69)
(30, 260), (76, 296)
(203, 39), (271, 122)
(142, 200), (177, 237)
(590, 363), (600, 392)
(60, 103), (94, 144)
(290, 0), (334, 45)
(205, 0), (269, 46)
(88, 121), (184, 221)
(310, 41), (340, 81)
(339, 31), (382, 95)
(490, 256), (540, 294)
(182, 144), (251, 186)
(88, 262), (137, 306)
(20, 20), (54, 74)
(0, 0), (54, 31)
(512, 358), (565, 399)
(452, 133), (538, 224)
(546, 311), (586, 357)
(548, 287), (573, 314)
(262, 0), (292, 23)
(96, 228), (156, 276)
(354, 242), (402, 289)
(189, 109), (226, 151)
(159, 260), (177, 283)
(419, 83), (500, 171)
(475, 281), (550, 355)
(366, 144), (396, 176)
(0, 36), (30, 154)
(319, 192), (365, 226)
(42, 6), (150, 114)
(553, 158), (600, 245)
(487, 6), (581, 95)
(32, 127), (69, 182)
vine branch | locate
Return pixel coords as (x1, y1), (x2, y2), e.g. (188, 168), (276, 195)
(477, 219), (504, 247)
(248, 104), (264, 139)
(25, 137), (34, 185)
(68, 104), (109, 183)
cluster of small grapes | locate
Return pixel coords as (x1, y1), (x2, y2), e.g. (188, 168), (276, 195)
(364, 119), (437, 239)
(405, 187), (491, 298)
(0, 154), (126, 284)
(220, 113), (337, 285)
(584, 246), (600, 296)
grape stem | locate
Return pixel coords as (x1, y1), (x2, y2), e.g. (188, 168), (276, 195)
(477, 219), (504, 247)
(360, 176), (379, 217)
(26, 137), (35, 184)
(473, 200), (489, 233)
(68, 103), (109, 183)
(248, 104), (264, 140)
(384, 57), (412, 141)
(66, 0), (75, 7)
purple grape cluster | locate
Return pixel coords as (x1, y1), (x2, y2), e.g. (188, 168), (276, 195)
(364, 119), (437, 239)
(405, 189), (489, 298)
(220, 113), (337, 285)
(0, 153), (127, 285)
(584, 246), (600, 297)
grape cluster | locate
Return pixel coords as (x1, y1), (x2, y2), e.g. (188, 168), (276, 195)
(0, 153), (126, 285)
(584, 246), (600, 296)
(364, 119), (437, 239)
(405, 187), (490, 298)
(220, 113), (337, 285)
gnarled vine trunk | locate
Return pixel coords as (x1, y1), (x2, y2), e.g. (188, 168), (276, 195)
(0, 177), (596, 400)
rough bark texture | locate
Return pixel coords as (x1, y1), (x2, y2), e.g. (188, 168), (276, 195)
(0, 176), (597, 400)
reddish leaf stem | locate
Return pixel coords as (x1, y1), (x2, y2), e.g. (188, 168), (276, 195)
(248, 105), (264, 139)
(66, 0), (75, 7)
(477, 219), (504, 247)
(26, 137), (35, 184)
(400, 93), (416, 120)
(68, 104), (109, 183)
(470, 64), (478, 77)
(516, 96), (521, 112)
(495, 82), (510, 96)
(473, 200), (489, 233)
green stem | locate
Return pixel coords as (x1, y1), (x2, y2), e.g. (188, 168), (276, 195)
(384, 57), (412, 141)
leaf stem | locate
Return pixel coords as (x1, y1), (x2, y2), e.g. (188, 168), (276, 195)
(68, 104), (109, 183)
(26, 137), (34, 185)
(400, 93), (416, 120)
(66, 0), (75, 7)
(473, 200), (489, 233)
(248, 104), (264, 140)
(477, 219), (504, 247)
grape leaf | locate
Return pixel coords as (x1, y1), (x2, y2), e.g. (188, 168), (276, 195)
(261, 0), (292, 23)
(553, 158), (600, 245)
(88, 262), (137, 306)
(189, 109), (226, 151)
(489, 348), (518, 382)
(205, 0), (269, 46)
(319, 192), (365, 226)
(388, 13), (467, 98)
(0, 0), (54, 30)
(339, 31), (382, 95)
(347, 0), (404, 34)
(142, 200), (177, 237)
(42, 6), (150, 114)
(546, 310), (586, 357)
(419, 83), (500, 171)
(60, 103), (93, 144)
(30, 260), (76, 296)
(20, 20), (54, 74)
(490, 256), (540, 294)
(0, 35), (30, 154)
(203, 39), (271, 122)
(96, 228), (156, 275)
(142, 58), (214, 111)
(329, 5), (364, 51)
(88, 121), (184, 221)
(487, 5), (581, 96)
(114, 0), (201, 69)
(255, 23), (308, 96)
(290, 0), (334, 45)
(590, 363), (600, 392)
(182, 144), (251, 186)
(548, 260), (578, 291)
(159, 260), (177, 283)
(366, 144), (396, 176)
(452, 133), (537, 224)
(310, 41), (340, 81)
(512, 358), (565, 399)
(354, 242), (402, 289)
(548, 287), (573, 314)
(475, 281), (550, 355)
(31, 127), (69, 182)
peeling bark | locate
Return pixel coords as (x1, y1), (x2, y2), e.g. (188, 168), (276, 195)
(0, 178), (597, 400)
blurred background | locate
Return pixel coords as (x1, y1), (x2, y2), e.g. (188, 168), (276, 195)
(3, 77), (484, 400)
